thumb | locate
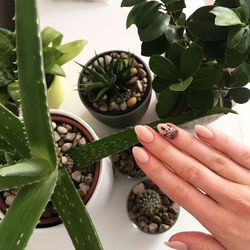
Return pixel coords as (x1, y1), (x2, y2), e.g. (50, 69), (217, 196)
(166, 231), (226, 250)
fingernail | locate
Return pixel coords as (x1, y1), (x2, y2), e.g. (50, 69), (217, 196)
(157, 123), (178, 140)
(132, 146), (150, 164)
(195, 125), (214, 139)
(165, 241), (188, 250)
(135, 125), (154, 143)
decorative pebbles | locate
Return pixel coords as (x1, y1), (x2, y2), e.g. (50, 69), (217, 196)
(127, 179), (180, 234)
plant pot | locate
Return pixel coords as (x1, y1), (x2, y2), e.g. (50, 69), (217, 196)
(127, 179), (180, 234)
(112, 145), (145, 178)
(47, 75), (65, 109)
(78, 50), (152, 128)
(0, 109), (114, 227)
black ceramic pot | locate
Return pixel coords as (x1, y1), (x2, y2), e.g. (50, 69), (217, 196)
(78, 50), (152, 128)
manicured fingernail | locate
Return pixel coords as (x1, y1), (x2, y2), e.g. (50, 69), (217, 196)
(195, 125), (214, 139)
(132, 146), (150, 164)
(157, 123), (178, 140)
(135, 125), (154, 143)
(165, 241), (188, 250)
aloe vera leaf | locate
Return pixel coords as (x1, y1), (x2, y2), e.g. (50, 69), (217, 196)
(0, 159), (51, 191)
(71, 107), (237, 168)
(0, 136), (17, 155)
(0, 104), (30, 159)
(56, 40), (87, 66)
(15, 0), (57, 166)
(52, 168), (103, 250)
(0, 169), (58, 250)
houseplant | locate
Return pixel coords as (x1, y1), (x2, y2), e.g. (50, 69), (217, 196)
(0, 109), (113, 228)
(121, 0), (250, 120)
(0, 26), (87, 109)
(0, 0), (238, 248)
(77, 50), (152, 128)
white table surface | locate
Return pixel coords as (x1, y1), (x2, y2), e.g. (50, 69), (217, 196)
(4, 0), (250, 249)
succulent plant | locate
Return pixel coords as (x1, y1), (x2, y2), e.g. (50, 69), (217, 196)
(78, 52), (134, 103)
(0, 26), (86, 106)
(121, 0), (250, 119)
(137, 189), (162, 216)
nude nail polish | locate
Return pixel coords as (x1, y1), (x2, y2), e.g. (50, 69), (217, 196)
(195, 125), (214, 139)
(157, 123), (178, 140)
(134, 125), (154, 143)
(132, 146), (149, 164)
(165, 241), (188, 250)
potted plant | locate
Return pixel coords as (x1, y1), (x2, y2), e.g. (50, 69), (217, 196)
(0, 109), (113, 228)
(77, 50), (152, 128)
(0, 26), (87, 110)
(0, 0), (240, 248)
(121, 0), (250, 123)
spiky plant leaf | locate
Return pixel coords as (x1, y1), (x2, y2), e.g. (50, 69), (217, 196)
(0, 136), (17, 155)
(15, 0), (57, 166)
(52, 168), (103, 250)
(71, 107), (236, 168)
(0, 169), (58, 250)
(0, 159), (52, 191)
(0, 104), (30, 159)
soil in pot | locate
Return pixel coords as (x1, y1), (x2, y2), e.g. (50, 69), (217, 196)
(127, 179), (179, 234)
(78, 51), (152, 127)
(112, 145), (145, 178)
(0, 116), (100, 228)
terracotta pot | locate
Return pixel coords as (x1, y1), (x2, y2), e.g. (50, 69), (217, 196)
(0, 110), (113, 228)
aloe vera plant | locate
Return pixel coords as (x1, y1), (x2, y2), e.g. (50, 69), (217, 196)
(0, 0), (102, 249)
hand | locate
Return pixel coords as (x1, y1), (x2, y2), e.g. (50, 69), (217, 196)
(133, 123), (250, 250)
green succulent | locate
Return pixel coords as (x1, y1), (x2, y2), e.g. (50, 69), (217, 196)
(137, 189), (162, 216)
(78, 52), (134, 102)
(0, 26), (87, 106)
(121, 0), (250, 119)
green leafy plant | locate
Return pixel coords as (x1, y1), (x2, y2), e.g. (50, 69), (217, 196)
(0, 0), (238, 248)
(121, 0), (250, 119)
(78, 52), (134, 103)
(0, 26), (87, 106)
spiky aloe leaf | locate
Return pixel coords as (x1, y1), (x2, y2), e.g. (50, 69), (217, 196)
(0, 136), (16, 155)
(52, 168), (103, 250)
(15, 0), (56, 166)
(0, 159), (52, 191)
(71, 107), (236, 168)
(0, 104), (30, 159)
(0, 169), (58, 250)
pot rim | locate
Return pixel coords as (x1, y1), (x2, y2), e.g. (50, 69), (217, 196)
(77, 50), (152, 117)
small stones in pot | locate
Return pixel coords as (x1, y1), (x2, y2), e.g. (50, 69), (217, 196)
(81, 51), (149, 114)
(0, 119), (96, 227)
(112, 146), (145, 178)
(127, 179), (179, 234)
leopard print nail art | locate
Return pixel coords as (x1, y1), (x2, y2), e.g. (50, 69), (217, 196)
(157, 123), (178, 140)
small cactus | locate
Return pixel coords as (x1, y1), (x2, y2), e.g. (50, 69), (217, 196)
(137, 189), (161, 216)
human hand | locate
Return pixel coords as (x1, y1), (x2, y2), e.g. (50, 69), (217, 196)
(133, 124), (250, 250)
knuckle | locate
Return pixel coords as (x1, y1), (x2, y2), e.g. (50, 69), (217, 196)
(209, 154), (227, 174)
(171, 183), (188, 201)
(183, 163), (201, 183)
(240, 149), (250, 165)
(233, 195), (250, 215)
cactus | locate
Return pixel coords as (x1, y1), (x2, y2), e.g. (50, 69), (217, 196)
(137, 189), (161, 216)
(78, 52), (134, 103)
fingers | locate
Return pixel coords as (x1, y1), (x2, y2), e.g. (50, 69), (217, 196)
(195, 125), (250, 170)
(157, 123), (250, 185)
(167, 231), (226, 250)
(132, 146), (225, 232)
(134, 125), (234, 203)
